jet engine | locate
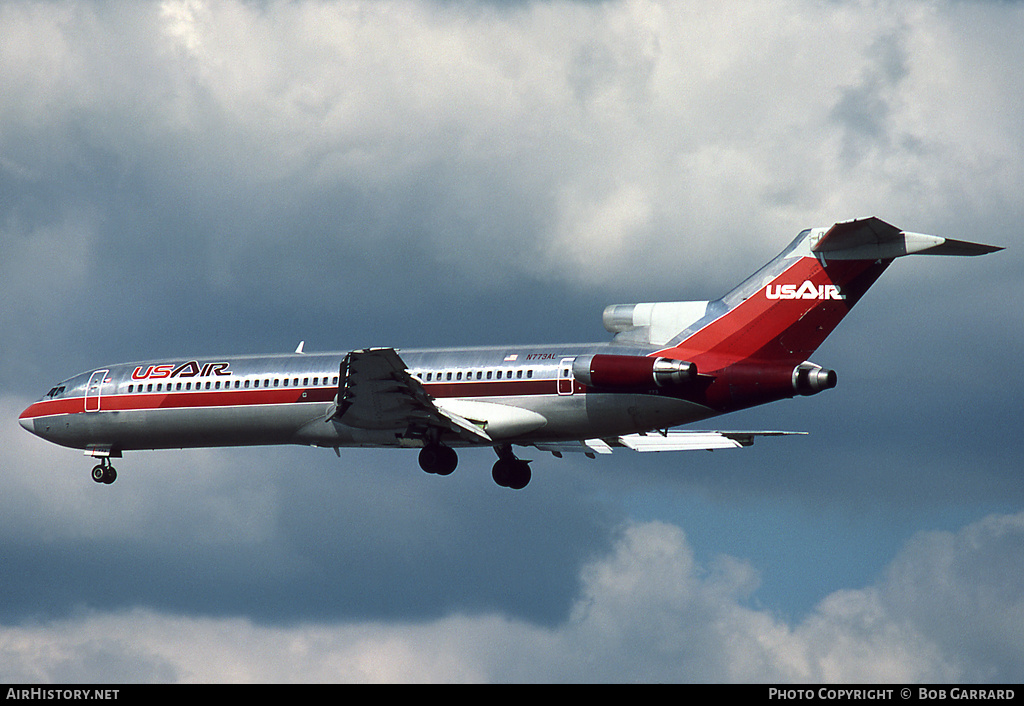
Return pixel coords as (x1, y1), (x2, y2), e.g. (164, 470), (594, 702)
(792, 362), (837, 396)
(572, 354), (697, 389)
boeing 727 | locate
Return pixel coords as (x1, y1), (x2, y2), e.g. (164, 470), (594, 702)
(19, 217), (1001, 489)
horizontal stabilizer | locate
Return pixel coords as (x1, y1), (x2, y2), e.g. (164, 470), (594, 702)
(914, 238), (1004, 257)
(812, 216), (1003, 259)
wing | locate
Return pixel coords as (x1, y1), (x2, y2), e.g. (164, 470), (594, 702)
(531, 430), (805, 458)
(330, 347), (492, 444)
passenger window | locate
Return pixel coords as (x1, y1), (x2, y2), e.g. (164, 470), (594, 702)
(283, 378), (288, 387)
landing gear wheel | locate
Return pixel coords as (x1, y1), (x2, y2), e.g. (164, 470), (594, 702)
(418, 444), (458, 476)
(91, 462), (117, 485)
(491, 446), (532, 489)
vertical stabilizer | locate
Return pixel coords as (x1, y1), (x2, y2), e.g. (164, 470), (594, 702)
(653, 217), (1001, 374)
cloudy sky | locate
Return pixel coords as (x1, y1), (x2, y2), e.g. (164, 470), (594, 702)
(2, 0), (1023, 683)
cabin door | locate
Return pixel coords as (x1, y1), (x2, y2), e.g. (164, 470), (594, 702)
(85, 369), (109, 412)
(558, 357), (575, 396)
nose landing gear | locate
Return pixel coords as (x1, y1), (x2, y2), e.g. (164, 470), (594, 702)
(90, 458), (117, 485)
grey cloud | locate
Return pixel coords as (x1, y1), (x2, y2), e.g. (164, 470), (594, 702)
(2, 0), (1023, 683)
(830, 32), (909, 166)
(4, 515), (1023, 682)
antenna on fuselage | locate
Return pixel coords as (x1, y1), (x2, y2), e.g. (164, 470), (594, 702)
(294, 341), (305, 354)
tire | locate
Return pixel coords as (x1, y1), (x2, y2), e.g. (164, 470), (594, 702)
(419, 444), (457, 475)
(507, 460), (531, 490)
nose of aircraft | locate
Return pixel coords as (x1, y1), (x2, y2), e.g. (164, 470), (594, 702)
(18, 408), (35, 434)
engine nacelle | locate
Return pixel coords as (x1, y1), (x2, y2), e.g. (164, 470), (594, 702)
(792, 362), (837, 396)
(572, 354), (697, 389)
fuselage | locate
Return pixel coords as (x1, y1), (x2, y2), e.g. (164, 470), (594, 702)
(18, 342), (720, 455)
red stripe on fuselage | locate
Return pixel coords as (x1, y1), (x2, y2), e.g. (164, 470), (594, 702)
(19, 378), (565, 421)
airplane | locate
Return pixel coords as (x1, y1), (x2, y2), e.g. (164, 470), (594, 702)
(18, 217), (1002, 490)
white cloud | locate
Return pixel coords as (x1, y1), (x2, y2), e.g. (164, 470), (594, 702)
(3, 0), (1020, 300)
(2, 515), (1021, 683)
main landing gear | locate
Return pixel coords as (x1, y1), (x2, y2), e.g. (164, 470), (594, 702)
(417, 442), (533, 489)
(491, 444), (531, 490)
(90, 458), (117, 485)
(418, 443), (458, 476)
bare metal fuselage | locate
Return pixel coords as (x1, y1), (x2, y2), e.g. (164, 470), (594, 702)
(21, 343), (716, 454)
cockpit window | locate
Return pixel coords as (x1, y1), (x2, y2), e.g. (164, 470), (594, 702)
(45, 386), (66, 398)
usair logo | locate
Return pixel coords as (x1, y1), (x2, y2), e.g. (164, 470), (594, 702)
(765, 281), (846, 301)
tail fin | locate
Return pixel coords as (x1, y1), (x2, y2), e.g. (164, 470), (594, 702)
(640, 217), (1001, 372)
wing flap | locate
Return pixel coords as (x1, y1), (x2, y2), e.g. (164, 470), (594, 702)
(618, 430), (805, 451)
(619, 431), (744, 451)
(531, 430), (805, 456)
(332, 348), (491, 443)
(531, 439), (615, 459)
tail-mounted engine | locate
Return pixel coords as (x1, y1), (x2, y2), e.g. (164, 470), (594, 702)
(792, 361), (837, 396)
(572, 354), (697, 390)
